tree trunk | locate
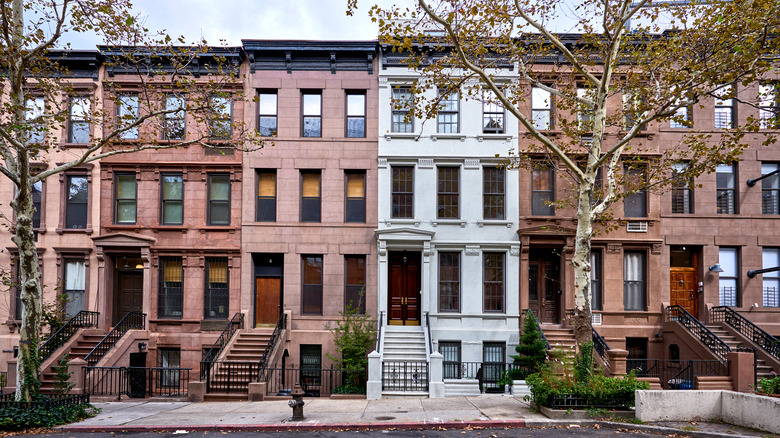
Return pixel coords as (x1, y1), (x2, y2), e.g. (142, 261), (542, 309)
(572, 178), (594, 358)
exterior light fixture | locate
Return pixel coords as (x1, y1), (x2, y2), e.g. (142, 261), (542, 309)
(709, 264), (724, 273)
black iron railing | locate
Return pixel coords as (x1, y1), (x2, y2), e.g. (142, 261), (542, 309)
(376, 311), (384, 352)
(667, 305), (730, 361)
(592, 327), (611, 371)
(0, 371), (6, 393)
(442, 362), (532, 392)
(382, 361), (429, 392)
(0, 392), (89, 405)
(627, 358), (728, 390)
(84, 312), (146, 367)
(39, 310), (100, 361)
(257, 312), (287, 381)
(424, 311), (432, 357)
(203, 361), (259, 393)
(265, 366), (367, 397)
(711, 306), (780, 361)
(550, 394), (633, 410)
(524, 309), (551, 350)
(84, 366), (190, 400)
(200, 313), (244, 379)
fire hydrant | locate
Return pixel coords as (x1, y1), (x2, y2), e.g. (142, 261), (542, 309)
(287, 383), (305, 420)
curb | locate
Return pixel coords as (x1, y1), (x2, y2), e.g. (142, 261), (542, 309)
(599, 421), (763, 438)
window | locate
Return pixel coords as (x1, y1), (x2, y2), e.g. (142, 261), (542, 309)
(483, 167), (505, 220)
(161, 174), (184, 225)
(25, 97), (45, 144)
(714, 85), (734, 129)
(759, 84), (779, 129)
(69, 96), (90, 143)
(65, 175), (88, 229)
(391, 166), (414, 218)
(591, 250), (602, 311)
(532, 87), (552, 130)
(208, 95), (233, 140)
(302, 91), (322, 137)
(671, 164), (693, 214)
(257, 90), (278, 136)
(623, 92), (643, 129)
(13, 261), (21, 320)
(207, 174), (231, 225)
(117, 94), (139, 140)
(577, 87), (592, 130)
(437, 89), (459, 133)
(162, 95), (186, 140)
(532, 166), (555, 216)
(204, 257), (229, 319)
(300, 344), (322, 390)
(158, 347), (181, 387)
(158, 256), (183, 318)
(63, 259), (85, 318)
(719, 247), (739, 306)
(762, 248), (780, 307)
(346, 92), (366, 138)
(439, 341), (461, 379)
(483, 253), (504, 312)
(624, 251), (646, 311)
(439, 252), (460, 312)
(345, 255), (366, 313)
(391, 87), (413, 133)
(716, 164), (736, 214)
(114, 173), (137, 224)
(670, 90), (692, 129)
(345, 171), (366, 223)
(300, 170), (321, 222)
(437, 167), (459, 219)
(624, 165), (647, 217)
(256, 170), (277, 222)
(32, 180), (42, 229)
(482, 91), (505, 134)
(302, 255), (323, 315)
(761, 163), (780, 215)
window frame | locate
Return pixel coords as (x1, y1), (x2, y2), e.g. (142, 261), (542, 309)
(718, 247), (740, 307)
(160, 173), (184, 226)
(300, 170), (322, 223)
(624, 165), (648, 218)
(761, 162), (780, 215)
(62, 257), (86, 318)
(532, 166), (555, 216)
(531, 86), (553, 130)
(345, 170), (366, 223)
(32, 178), (45, 231)
(391, 86), (414, 133)
(437, 89), (460, 134)
(301, 255), (323, 315)
(716, 163), (737, 214)
(256, 169), (277, 222)
(438, 251), (460, 313)
(116, 93), (140, 140)
(204, 256), (229, 319)
(714, 84), (735, 130)
(207, 173), (231, 226)
(301, 90), (322, 138)
(762, 247), (780, 307)
(439, 341), (461, 379)
(346, 91), (366, 138)
(65, 174), (89, 229)
(26, 96), (46, 145)
(759, 83), (779, 130)
(208, 94), (233, 140)
(391, 166), (414, 219)
(437, 166), (460, 219)
(591, 249), (603, 311)
(483, 252), (505, 313)
(483, 167), (505, 220)
(623, 250), (647, 311)
(671, 163), (694, 214)
(344, 255), (366, 313)
(482, 91), (505, 134)
(257, 89), (278, 137)
(158, 347), (181, 387)
(114, 172), (137, 225)
(158, 256), (184, 319)
(68, 95), (91, 144)
(161, 95), (186, 141)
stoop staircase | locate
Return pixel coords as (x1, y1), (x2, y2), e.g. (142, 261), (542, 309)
(705, 324), (775, 380)
(203, 329), (273, 401)
(381, 325), (428, 397)
(40, 331), (105, 393)
(541, 325), (576, 375)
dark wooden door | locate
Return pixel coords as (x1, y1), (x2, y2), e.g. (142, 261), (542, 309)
(528, 251), (561, 324)
(256, 277), (281, 326)
(388, 252), (421, 326)
(671, 268), (697, 316)
(115, 271), (143, 323)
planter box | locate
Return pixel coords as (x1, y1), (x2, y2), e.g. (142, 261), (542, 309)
(549, 393), (633, 410)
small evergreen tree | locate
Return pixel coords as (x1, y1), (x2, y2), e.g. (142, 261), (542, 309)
(511, 314), (548, 378)
(326, 292), (376, 392)
(52, 354), (75, 395)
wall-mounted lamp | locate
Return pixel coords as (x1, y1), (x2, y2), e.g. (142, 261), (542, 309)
(138, 342), (147, 351)
(709, 264), (724, 273)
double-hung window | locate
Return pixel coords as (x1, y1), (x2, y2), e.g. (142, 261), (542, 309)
(718, 247), (739, 306)
(591, 250), (602, 311)
(63, 258), (85, 318)
(483, 167), (505, 220)
(66, 175), (88, 229)
(346, 92), (366, 138)
(624, 251), (646, 311)
(204, 257), (229, 319)
(391, 87), (413, 133)
(623, 91), (644, 130)
(532, 166), (555, 216)
(483, 253), (504, 312)
(257, 90), (278, 136)
(69, 96), (90, 143)
(344, 255), (366, 313)
(624, 165), (647, 217)
(482, 91), (505, 134)
(208, 95), (233, 140)
(117, 94), (139, 140)
(300, 170), (321, 222)
(437, 89), (459, 133)
(162, 95), (186, 140)
(577, 87), (592, 130)
(716, 164), (736, 214)
(532, 87), (552, 130)
(256, 170), (277, 222)
(670, 90), (692, 129)
(345, 171), (366, 223)
(437, 167), (459, 219)
(207, 174), (231, 225)
(302, 255), (323, 315)
(714, 85), (734, 129)
(158, 348), (181, 387)
(25, 97), (45, 144)
(759, 84), (779, 129)
(158, 256), (183, 318)
(761, 163), (780, 215)
(161, 174), (184, 225)
(114, 173), (137, 224)
(302, 91), (322, 137)
(439, 252), (460, 312)
(762, 248), (780, 307)
(391, 166), (414, 218)
(671, 163), (693, 214)
(32, 180), (42, 229)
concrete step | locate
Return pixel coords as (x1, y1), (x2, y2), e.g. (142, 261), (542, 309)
(381, 391), (429, 398)
(204, 393), (248, 401)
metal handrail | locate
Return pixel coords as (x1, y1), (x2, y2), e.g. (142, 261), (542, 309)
(592, 327), (611, 370)
(257, 312), (287, 382)
(712, 306), (779, 361)
(200, 313), (244, 379)
(84, 312), (146, 367)
(424, 311), (432, 360)
(524, 309), (550, 350)
(667, 305), (730, 362)
(40, 310), (100, 361)
(376, 311), (384, 354)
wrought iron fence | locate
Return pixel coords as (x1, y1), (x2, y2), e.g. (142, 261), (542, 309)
(257, 312), (287, 381)
(711, 306), (780, 361)
(201, 312), (244, 379)
(667, 305), (730, 361)
(39, 310), (100, 361)
(84, 312), (146, 366)
(442, 362), (532, 392)
(202, 361), (260, 393)
(0, 392), (89, 405)
(265, 365), (367, 397)
(592, 327), (611, 370)
(382, 361), (428, 392)
(550, 394), (633, 410)
(627, 358), (728, 390)
(84, 366), (190, 399)
(0, 371), (6, 393)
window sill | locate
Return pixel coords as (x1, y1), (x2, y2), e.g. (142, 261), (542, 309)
(432, 219), (466, 228)
(431, 134), (466, 142)
(384, 218), (420, 227)
(384, 133), (418, 141)
(150, 318), (199, 324)
(477, 134), (512, 142)
(61, 142), (90, 148)
(197, 226), (236, 233)
(152, 225), (188, 233)
(477, 220), (513, 228)
(56, 227), (93, 235)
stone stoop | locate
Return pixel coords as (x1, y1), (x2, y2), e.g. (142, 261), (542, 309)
(203, 328), (273, 401)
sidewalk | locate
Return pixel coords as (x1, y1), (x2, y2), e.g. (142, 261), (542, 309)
(58, 395), (778, 437)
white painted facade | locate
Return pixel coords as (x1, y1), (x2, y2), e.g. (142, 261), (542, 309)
(376, 53), (521, 364)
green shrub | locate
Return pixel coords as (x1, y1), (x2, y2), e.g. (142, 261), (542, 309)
(53, 354), (75, 395)
(511, 313), (548, 379)
(757, 374), (780, 395)
(332, 384), (366, 395)
(325, 291), (376, 391)
(574, 341), (594, 384)
(0, 398), (96, 430)
(526, 367), (649, 408)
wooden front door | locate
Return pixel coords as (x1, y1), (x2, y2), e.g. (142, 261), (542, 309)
(256, 277), (281, 327)
(388, 251), (421, 325)
(671, 268), (697, 315)
(114, 271), (143, 324)
(528, 250), (561, 324)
